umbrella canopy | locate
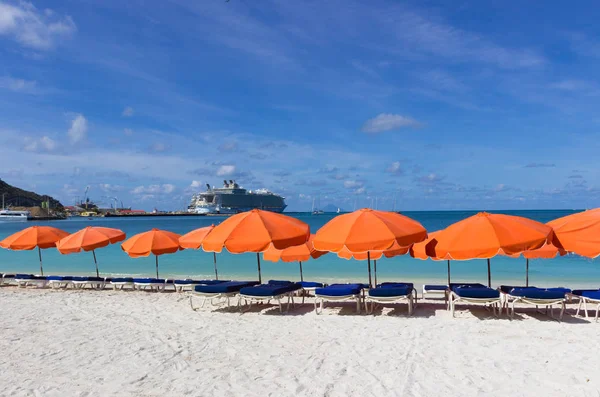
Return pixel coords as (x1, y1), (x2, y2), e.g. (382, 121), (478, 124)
(424, 212), (554, 287)
(179, 225), (219, 280)
(313, 208), (427, 253)
(0, 226), (69, 275)
(121, 228), (182, 278)
(429, 213), (553, 259)
(548, 208), (600, 258)
(202, 209), (310, 283)
(179, 225), (215, 249)
(262, 234), (325, 282)
(56, 226), (126, 277)
(313, 208), (427, 287)
(263, 234), (325, 263)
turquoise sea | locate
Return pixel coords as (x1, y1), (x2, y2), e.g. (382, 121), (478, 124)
(1, 210), (598, 288)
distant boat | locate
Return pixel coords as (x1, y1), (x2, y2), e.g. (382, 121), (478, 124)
(311, 197), (324, 215)
(337, 208), (341, 214)
(0, 209), (30, 221)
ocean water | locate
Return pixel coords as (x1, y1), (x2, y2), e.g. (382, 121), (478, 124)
(1, 210), (599, 288)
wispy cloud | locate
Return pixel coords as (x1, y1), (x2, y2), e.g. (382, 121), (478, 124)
(67, 114), (88, 144)
(0, 1), (76, 50)
(362, 113), (421, 133)
(0, 76), (38, 93)
(524, 163), (556, 168)
(386, 161), (403, 176)
(122, 106), (134, 117)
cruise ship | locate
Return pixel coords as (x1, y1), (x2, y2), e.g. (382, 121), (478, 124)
(188, 180), (287, 214)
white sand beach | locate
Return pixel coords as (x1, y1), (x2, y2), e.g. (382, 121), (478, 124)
(1, 287), (600, 397)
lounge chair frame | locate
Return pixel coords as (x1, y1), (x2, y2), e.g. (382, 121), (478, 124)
(422, 285), (447, 299)
(448, 291), (501, 317)
(48, 279), (73, 289)
(72, 279), (106, 290)
(110, 281), (134, 290)
(364, 288), (416, 315)
(507, 295), (566, 320)
(188, 291), (240, 310)
(133, 281), (165, 292)
(569, 293), (600, 322)
(314, 292), (363, 315)
(15, 277), (47, 288)
(239, 291), (298, 313)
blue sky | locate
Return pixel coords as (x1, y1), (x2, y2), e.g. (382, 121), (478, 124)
(1, 0), (599, 211)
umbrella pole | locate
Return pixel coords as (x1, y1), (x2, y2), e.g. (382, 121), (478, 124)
(38, 246), (43, 276)
(92, 250), (99, 277)
(299, 261), (304, 282)
(487, 258), (491, 288)
(213, 252), (218, 280)
(447, 260), (451, 285)
(367, 251), (372, 288)
(374, 259), (378, 287)
(526, 259), (529, 287)
(256, 253), (262, 284)
(155, 255), (159, 279)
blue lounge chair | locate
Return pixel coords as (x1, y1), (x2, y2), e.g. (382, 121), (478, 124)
(72, 276), (106, 290)
(239, 281), (302, 313)
(569, 289), (600, 322)
(1, 273), (16, 286)
(189, 281), (260, 309)
(14, 274), (47, 288)
(133, 278), (166, 292)
(314, 283), (367, 314)
(448, 283), (501, 317)
(110, 277), (135, 290)
(503, 287), (570, 320)
(298, 281), (326, 304)
(423, 284), (447, 299)
(173, 279), (229, 293)
(365, 282), (416, 315)
(47, 276), (74, 289)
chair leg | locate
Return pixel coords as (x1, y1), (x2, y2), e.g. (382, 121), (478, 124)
(584, 299), (590, 318)
(408, 298), (413, 316)
(576, 299), (582, 316)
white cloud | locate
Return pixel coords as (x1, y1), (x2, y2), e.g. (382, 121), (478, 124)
(98, 184), (123, 193)
(122, 106), (134, 117)
(131, 184), (176, 195)
(362, 113), (421, 133)
(0, 1), (76, 50)
(353, 187), (365, 195)
(0, 76), (37, 93)
(23, 136), (56, 152)
(123, 128), (134, 136)
(149, 142), (169, 152)
(344, 180), (364, 189)
(190, 180), (202, 188)
(216, 164), (236, 176)
(386, 161), (402, 175)
(67, 114), (87, 144)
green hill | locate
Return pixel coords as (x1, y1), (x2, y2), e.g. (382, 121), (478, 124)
(0, 179), (63, 210)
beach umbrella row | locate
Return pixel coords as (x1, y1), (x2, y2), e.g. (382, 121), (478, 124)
(1, 208), (600, 285)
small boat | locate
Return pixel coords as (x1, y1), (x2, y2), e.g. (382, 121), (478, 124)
(0, 209), (30, 221)
(336, 208), (341, 214)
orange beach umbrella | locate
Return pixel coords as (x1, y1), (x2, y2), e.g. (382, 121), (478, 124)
(262, 234), (326, 282)
(121, 228), (182, 278)
(548, 208), (600, 258)
(313, 208), (427, 287)
(179, 225), (220, 279)
(424, 212), (554, 287)
(0, 226), (69, 275)
(202, 209), (310, 283)
(56, 226), (126, 277)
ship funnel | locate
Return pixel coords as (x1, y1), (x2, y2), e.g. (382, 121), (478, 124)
(229, 180), (234, 185)
(223, 180), (228, 186)
(206, 183), (211, 191)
